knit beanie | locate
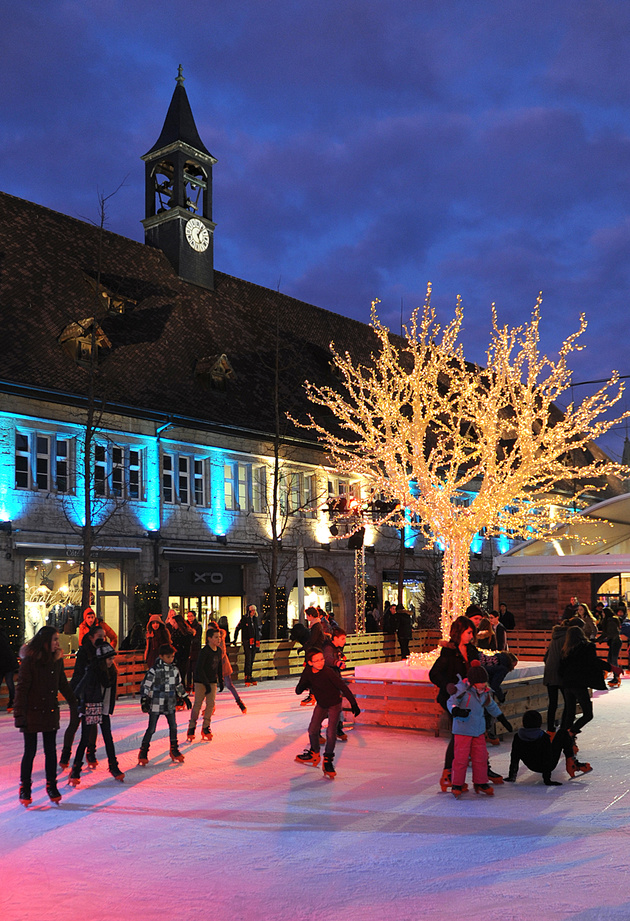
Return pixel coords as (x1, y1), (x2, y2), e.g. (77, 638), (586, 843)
(94, 639), (116, 661)
(467, 661), (488, 685)
(522, 709), (542, 729)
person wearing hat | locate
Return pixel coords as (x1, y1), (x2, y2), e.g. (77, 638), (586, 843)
(145, 614), (172, 669)
(504, 709), (591, 784)
(447, 661), (512, 797)
(68, 624), (124, 786)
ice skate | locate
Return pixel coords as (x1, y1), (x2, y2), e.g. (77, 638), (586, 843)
(67, 773), (81, 787)
(110, 769), (125, 782)
(46, 782), (62, 803)
(300, 694), (315, 707)
(439, 768), (452, 792)
(322, 755), (336, 779)
(337, 731), (348, 742)
(19, 784), (32, 806)
(138, 749), (149, 766)
(201, 728), (213, 741)
(86, 757), (98, 769)
(474, 783), (494, 796)
(451, 784), (465, 798)
(295, 748), (320, 767)
(58, 760), (69, 772)
(186, 729), (195, 742)
(170, 748), (185, 762)
(238, 701), (247, 713)
(608, 676), (621, 689)
(566, 756), (592, 778)
(488, 768), (504, 784)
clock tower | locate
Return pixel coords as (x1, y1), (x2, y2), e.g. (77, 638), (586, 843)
(142, 67), (216, 290)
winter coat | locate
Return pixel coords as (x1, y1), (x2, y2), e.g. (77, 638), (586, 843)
(13, 653), (75, 733)
(234, 614), (260, 648)
(447, 675), (502, 737)
(395, 610), (413, 640)
(558, 642), (607, 691)
(543, 624), (569, 687)
(141, 657), (186, 714)
(145, 623), (172, 668)
(72, 637), (118, 715)
(194, 645), (223, 691)
(428, 641), (482, 709)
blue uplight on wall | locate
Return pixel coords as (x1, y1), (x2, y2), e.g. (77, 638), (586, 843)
(135, 439), (161, 532)
(497, 535), (510, 555)
(403, 508), (416, 548)
(470, 533), (483, 554)
(209, 451), (229, 537)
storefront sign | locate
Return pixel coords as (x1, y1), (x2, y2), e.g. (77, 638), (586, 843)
(169, 560), (243, 595)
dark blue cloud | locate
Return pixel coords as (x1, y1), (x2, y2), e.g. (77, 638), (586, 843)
(1, 0), (630, 456)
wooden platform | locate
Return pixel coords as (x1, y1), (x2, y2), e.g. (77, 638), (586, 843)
(345, 666), (549, 736)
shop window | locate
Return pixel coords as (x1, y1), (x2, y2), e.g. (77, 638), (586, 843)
(163, 452), (207, 506)
(94, 443), (144, 500)
(15, 431), (73, 493)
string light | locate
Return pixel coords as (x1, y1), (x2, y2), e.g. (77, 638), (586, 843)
(297, 285), (630, 637)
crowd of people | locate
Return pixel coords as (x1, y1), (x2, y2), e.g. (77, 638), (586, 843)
(7, 594), (628, 803)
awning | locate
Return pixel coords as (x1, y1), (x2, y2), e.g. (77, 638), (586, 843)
(15, 542), (142, 558)
(162, 547), (259, 564)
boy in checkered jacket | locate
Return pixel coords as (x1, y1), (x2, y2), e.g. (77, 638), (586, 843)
(138, 644), (190, 765)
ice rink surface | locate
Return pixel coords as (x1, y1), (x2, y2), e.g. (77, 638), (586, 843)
(1, 676), (629, 921)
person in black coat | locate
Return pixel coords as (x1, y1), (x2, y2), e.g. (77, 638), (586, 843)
(234, 605), (260, 685)
(395, 607), (413, 658)
(558, 625), (607, 738)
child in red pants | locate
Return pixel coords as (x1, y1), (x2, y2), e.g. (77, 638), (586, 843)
(447, 662), (512, 797)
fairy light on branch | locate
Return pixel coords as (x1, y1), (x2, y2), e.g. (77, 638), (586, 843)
(294, 285), (630, 637)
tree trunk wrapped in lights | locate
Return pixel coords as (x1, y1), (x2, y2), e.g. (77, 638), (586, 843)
(297, 285), (629, 637)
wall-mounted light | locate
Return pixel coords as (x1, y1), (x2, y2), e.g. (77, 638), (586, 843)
(0, 521), (12, 533)
(320, 542), (330, 550)
(216, 534), (228, 545)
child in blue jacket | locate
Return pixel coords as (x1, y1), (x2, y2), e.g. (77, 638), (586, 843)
(447, 661), (512, 797)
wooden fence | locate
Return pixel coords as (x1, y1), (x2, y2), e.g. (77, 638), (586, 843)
(1, 629), (627, 707)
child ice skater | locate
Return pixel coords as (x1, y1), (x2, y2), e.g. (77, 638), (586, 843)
(294, 647), (361, 778)
(505, 709), (592, 783)
(447, 661), (512, 797)
(138, 643), (191, 765)
(187, 627), (223, 742)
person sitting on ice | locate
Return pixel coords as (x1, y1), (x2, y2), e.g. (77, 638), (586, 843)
(504, 708), (592, 783)
(446, 662), (513, 798)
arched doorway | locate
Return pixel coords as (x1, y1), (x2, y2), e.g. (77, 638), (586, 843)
(288, 567), (346, 628)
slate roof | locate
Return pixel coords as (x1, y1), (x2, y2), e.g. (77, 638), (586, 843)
(0, 190), (379, 444)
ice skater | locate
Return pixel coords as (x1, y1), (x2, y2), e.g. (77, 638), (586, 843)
(68, 625), (125, 786)
(187, 626), (224, 742)
(504, 709), (592, 784)
(139, 643), (191, 765)
(14, 626), (76, 806)
(294, 647), (361, 778)
(446, 661), (513, 797)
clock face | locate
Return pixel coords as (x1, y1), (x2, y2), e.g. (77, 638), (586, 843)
(185, 218), (210, 252)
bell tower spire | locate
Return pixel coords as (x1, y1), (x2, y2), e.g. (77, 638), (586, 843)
(142, 68), (217, 290)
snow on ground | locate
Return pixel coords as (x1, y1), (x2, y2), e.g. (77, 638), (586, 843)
(1, 676), (629, 921)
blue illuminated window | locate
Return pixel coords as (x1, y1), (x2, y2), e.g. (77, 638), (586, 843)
(94, 443), (144, 500)
(15, 431), (73, 493)
(163, 452), (207, 506)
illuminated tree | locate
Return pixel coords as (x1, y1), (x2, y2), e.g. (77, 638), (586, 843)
(300, 285), (629, 637)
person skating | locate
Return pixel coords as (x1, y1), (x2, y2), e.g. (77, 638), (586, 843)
(446, 662), (513, 797)
(187, 627), (223, 741)
(234, 605), (260, 685)
(210, 619), (247, 713)
(322, 628), (349, 740)
(68, 625), (124, 786)
(139, 643), (190, 764)
(428, 615), (504, 791)
(294, 647), (361, 779)
(504, 709), (592, 784)
(13, 626), (76, 805)
(558, 624), (607, 740)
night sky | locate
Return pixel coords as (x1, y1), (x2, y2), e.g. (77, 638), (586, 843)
(2, 1), (630, 457)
